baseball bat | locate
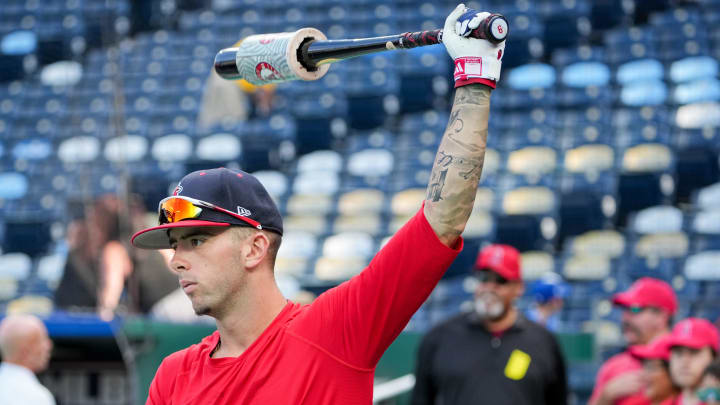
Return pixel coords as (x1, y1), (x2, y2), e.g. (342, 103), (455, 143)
(214, 13), (508, 85)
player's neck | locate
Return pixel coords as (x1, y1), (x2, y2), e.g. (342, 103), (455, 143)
(212, 280), (288, 358)
(680, 388), (701, 405)
(484, 307), (518, 333)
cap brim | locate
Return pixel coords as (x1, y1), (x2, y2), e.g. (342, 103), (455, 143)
(630, 344), (669, 360)
(668, 337), (710, 351)
(131, 220), (231, 249)
(612, 292), (635, 307)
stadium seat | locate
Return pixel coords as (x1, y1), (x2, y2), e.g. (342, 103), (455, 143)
(195, 133), (241, 162)
(333, 214), (384, 236)
(58, 136), (101, 163)
(620, 80), (668, 107)
(568, 230), (626, 259)
(292, 171), (340, 196)
(275, 231), (317, 277)
(35, 252), (67, 290)
(520, 251), (555, 281)
(283, 215), (328, 236)
(104, 135), (149, 163)
(676, 102), (720, 129)
(670, 56), (719, 83)
(563, 254), (611, 280)
(506, 63), (557, 90)
(296, 150), (343, 173)
(11, 137), (53, 161)
(616, 58), (664, 85)
(0, 252), (32, 281)
(506, 146), (557, 178)
(684, 250), (720, 280)
(561, 61), (611, 88)
(629, 205), (684, 235)
(673, 78), (720, 105)
(6, 295), (53, 315)
(634, 232), (690, 260)
(252, 170), (288, 201)
(497, 187), (558, 251)
(695, 182), (720, 211)
(462, 211), (493, 240)
(690, 209), (720, 251)
(604, 27), (659, 65)
(563, 144), (614, 177)
(0, 171), (28, 200)
(285, 193), (334, 217)
(337, 189), (385, 215)
(617, 143), (675, 224)
(150, 134), (193, 162)
(0, 30), (37, 82)
(40, 60), (83, 87)
(315, 232), (374, 280)
(346, 148), (394, 177)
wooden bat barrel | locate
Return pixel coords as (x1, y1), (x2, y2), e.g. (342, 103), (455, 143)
(215, 28), (330, 85)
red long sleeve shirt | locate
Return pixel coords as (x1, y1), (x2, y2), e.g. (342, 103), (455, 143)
(147, 207), (462, 404)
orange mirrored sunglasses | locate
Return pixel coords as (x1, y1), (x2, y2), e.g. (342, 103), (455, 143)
(158, 196), (262, 230)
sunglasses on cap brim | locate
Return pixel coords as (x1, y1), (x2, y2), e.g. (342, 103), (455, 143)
(158, 196), (262, 230)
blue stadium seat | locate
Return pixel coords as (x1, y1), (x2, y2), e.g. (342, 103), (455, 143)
(604, 28), (659, 64)
(506, 63), (556, 90)
(670, 56), (719, 83)
(540, 0), (591, 54)
(561, 61), (611, 88)
(673, 78), (720, 105)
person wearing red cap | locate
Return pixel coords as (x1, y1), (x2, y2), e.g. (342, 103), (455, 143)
(666, 318), (719, 405)
(411, 244), (568, 405)
(130, 6), (506, 405)
(591, 277), (678, 405)
(629, 335), (680, 404)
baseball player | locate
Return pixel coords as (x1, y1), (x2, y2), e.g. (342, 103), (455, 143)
(132, 4), (504, 404)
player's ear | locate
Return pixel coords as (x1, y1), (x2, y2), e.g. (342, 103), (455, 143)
(512, 282), (525, 299)
(244, 231), (270, 270)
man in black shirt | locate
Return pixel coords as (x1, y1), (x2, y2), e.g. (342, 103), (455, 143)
(411, 244), (568, 405)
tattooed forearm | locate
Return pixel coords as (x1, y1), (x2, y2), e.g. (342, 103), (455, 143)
(454, 84), (491, 106)
(424, 84), (491, 247)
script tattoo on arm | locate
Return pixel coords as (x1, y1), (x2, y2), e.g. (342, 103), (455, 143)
(424, 84), (491, 247)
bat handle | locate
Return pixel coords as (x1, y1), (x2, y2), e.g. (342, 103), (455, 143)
(398, 13), (508, 48)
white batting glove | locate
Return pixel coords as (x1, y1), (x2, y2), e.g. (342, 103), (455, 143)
(443, 4), (506, 88)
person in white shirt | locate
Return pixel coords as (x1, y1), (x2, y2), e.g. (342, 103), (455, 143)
(0, 314), (55, 405)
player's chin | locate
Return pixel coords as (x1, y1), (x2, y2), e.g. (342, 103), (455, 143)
(192, 301), (212, 316)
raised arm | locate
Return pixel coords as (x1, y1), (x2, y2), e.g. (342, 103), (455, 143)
(424, 5), (505, 247)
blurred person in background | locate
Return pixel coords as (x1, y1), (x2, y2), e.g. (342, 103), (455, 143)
(55, 194), (178, 320)
(55, 194), (134, 320)
(197, 63), (276, 131)
(697, 359), (720, 405)
(525, 272), (569, 331)
(591, 277), (677, 405)
(666, 318), (718, 405)
(629, 334), (680, 404)
(0, 314), (55, 405)
(411, 244), (567, 405)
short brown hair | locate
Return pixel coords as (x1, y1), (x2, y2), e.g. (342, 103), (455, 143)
(231, 227), (282, 267)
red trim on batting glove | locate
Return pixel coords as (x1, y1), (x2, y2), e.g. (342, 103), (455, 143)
(455, 78), (496, 89)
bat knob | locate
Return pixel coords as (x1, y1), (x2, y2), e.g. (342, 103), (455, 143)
(469, 14), (509, 44)
(215, 48), (241, 79)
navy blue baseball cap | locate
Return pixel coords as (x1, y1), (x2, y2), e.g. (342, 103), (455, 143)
(131, 168), (283, 249)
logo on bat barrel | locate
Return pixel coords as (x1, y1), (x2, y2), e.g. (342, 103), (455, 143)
(255, 62), (283, 81)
